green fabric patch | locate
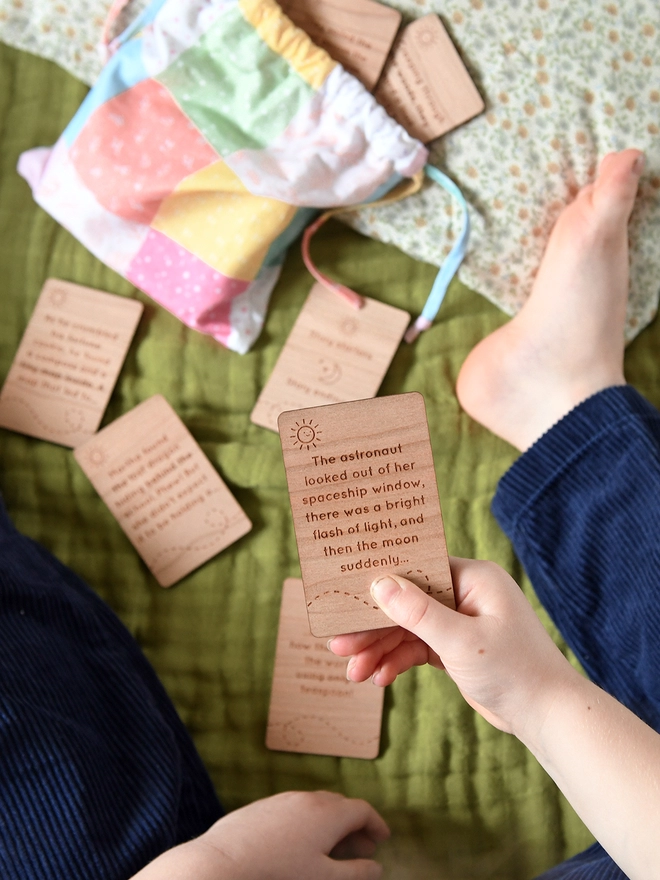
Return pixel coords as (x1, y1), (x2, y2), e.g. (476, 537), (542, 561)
(156, 5), (314, 156)
(9, 42), (660, 879)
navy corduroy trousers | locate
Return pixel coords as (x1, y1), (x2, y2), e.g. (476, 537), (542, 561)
(1, 384), (657, 878)
(493, 385), (660, 879)
(0, 501), (223, 879)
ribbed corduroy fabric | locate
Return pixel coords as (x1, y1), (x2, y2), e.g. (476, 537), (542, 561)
(0, 502), (223, 879)
(493, 385), (660, 880)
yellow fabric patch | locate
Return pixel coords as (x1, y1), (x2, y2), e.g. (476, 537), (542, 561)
(239, 0), (336, 90)
(152, 160), (296, 281)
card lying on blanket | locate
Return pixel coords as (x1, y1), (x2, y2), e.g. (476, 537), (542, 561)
(17, 0), (427, 355)
(251, 282), (409, 431)
(278, 392), (454, 636)
(74, 395), (251, 586)
(266, 578), (384, 758)
(0, 279), (142, 448)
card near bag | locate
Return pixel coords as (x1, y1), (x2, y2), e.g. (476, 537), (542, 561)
(74, 395), (251, 586)
(266, 578), (384, 758)
(278, 392), (454, 637)
(251, 282), (409, 432)
(374, 14), (485, 143)
(277, 0), (401, 90)
(0, 279), (142, 448)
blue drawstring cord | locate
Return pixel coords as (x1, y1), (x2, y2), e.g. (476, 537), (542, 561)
(405, 164), (470, 342)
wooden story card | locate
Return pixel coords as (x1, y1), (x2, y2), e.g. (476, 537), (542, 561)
(0, 279), (143, 448)
(278, 392), (454, 637)
(278, 0), (401, 91)
(373, 14), (485, 142)
(74, 395), (251, 587)
(251, 283), (409, 433)
(266, 578), (384, 758)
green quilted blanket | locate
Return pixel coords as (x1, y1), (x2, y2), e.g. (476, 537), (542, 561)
(3, 41), (659, 879)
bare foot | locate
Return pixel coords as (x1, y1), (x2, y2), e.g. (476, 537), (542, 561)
(456, 149), (644, 451)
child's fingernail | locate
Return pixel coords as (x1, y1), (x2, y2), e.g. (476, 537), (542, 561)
(326, 639), (335, 652)
(371, 576), (401, 606)
(346, 657), (356, 680)
(633, 153), (645, 175)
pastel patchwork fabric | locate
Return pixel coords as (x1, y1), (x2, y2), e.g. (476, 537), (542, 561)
(17, 0), (427, 354)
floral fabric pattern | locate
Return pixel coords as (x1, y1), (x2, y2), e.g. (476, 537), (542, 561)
(2, 0), (659, 338)
(345, 0), (660, 340)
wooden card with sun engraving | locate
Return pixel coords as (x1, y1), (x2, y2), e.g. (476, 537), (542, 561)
(374, 14), (484, 142)
(74, 395), (251, 587)
(251, 283), (409, 432)
(0, 278), (142, 447)
(266, 578), (384, 758)
(278, 393), (454, 637)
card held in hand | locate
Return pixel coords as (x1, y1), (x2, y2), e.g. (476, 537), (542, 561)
(278, 392), (454, 637)
(74, 395), (251, 587)
(266, 578), (384, 758)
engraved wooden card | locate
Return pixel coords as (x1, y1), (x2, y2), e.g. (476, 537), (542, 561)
(251, 282), (409, 432)
(374, 14), (485, 143)
(0, 278), (143, 447)
(278, 0), (401, 91)
(278, 392), (454, 637)
(266, 578), (384, 758)
(74, 395), (252, 587)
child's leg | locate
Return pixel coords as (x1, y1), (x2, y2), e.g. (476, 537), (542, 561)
(0, 498), (222, 879)
(458, 150), (654, 878)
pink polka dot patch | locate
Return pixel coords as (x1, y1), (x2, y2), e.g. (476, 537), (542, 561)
(126, 229), (250, 344)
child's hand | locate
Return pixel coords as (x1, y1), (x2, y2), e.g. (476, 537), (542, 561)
(133, 790), (389, 880)
(330, 557), (574, 736)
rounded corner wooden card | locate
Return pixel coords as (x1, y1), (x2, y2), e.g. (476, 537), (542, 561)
(374, 14), (485, 143)
(266, 578), (384, 759)
(278, 392), (454, 637)
(250, 282), (409, 433)
(73, 394), (251, 587)
(0, 278), (143, 447)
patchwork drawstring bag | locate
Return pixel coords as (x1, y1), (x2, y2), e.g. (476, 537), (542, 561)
(18, 0), (468, 353)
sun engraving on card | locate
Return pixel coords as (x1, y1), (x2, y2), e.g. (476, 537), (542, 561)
(290, 418), (322, 451)
(47, 287), (67, 308)
(317, 358), (342, 385)
(416, 24), (438, 47)
(204, 506), (229, 533)
(339, 317), (359, 336)
(82, 445), (108, 468)
(64, 408), (85, 431)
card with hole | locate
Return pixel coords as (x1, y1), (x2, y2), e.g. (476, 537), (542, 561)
(266, 578), (384, 758)
(74, 394), (251, 587)
(0, 278), (143, 447)
(251, 283), (409, 433)
(278, 392), (454, 636)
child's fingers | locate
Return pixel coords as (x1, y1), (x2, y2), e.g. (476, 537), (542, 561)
(371, 638), (438, 686)
(329, 626), (399, 657)
(370, 575), (463, 654)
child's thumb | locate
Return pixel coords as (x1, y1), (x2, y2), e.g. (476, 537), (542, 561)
(370, 575), (454, 650)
